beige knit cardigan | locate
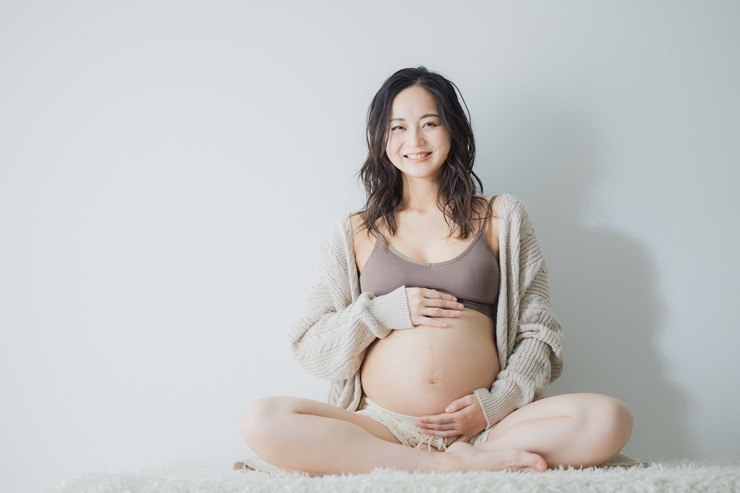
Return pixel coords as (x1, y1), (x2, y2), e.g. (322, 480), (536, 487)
(288, 194), (564, 428)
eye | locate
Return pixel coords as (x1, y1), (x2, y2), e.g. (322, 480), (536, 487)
(423, 122), (439, 128)
(391, 125), (405, 131)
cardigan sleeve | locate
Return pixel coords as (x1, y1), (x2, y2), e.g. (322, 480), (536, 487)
(289, 220), (413, 382)
(474, 199), (564, 427)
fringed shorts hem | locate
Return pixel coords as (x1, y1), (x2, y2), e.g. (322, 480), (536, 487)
(355, 396), (493, 451)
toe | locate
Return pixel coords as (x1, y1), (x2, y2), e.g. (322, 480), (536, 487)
(513, 450), (547, 472)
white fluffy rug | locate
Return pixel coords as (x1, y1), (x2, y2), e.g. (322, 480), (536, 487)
(48, 460), (740, 493)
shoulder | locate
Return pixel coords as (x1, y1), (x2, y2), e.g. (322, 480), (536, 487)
(496, 195), (544, 263)
(479, 195), (503, 257)
(494, 194), (533, 227)
(325, 211), (377, 245)
(348, 212), (373, 242)
(482, 194), (535, 249)
(349, 212), (363, 233)
(325, 212), (372, 249)
(327, 212), (360, 236)
(478, 194), (505, 230)
(481, 195), (504, 217)
(349, 212), (376, 272)
(320, 214), (354, 256)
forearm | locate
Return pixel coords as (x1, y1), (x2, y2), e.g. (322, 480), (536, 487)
(474, 337), (556, 426)
(290, 286), (412, 381)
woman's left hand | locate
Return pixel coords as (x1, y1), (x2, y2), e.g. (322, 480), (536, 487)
(415, 394), (487, 443)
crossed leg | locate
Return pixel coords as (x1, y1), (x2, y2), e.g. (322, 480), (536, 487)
(462, 393), (633, 468)
(240, 393), (632, 475)
(240, 397), (546, 476)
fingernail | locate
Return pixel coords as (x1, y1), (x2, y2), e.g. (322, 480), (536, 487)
(538, 463), (546, 472)
(458, 304), (464, 309)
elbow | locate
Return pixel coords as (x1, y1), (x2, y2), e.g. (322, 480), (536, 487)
(290, 346), (358, 382)
(316, 357), (360, 381)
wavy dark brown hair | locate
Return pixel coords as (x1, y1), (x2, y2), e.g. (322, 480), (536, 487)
(358, 66), (489, 240)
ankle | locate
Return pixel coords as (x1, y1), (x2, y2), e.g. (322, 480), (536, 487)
(434, 448), (463, 472)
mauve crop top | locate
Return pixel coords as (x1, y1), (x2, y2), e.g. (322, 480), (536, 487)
(360, 197), (500, 321)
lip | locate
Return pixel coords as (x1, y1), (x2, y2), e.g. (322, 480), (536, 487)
(404, 152), (432, 163)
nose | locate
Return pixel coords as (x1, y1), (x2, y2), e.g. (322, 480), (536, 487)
(408, 127), (425, 147)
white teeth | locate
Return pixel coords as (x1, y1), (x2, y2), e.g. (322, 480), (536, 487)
(406, 153), (430, 159)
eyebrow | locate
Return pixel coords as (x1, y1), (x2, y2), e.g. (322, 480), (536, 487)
(390, 113), (441, 122)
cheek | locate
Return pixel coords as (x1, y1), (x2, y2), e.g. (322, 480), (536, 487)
(385, 135), (399, 157)
(438, 135), (452, 157)
(438, 132), (452, 151)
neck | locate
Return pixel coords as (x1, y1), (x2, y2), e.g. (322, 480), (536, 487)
(400, 175), (443, 213)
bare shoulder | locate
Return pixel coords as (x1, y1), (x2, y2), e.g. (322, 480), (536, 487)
(491, 195), (503, 217)
(482, 195), (502, 258)
(479, 195), (503, 217)
(349, 212), (363, 233)
(350, 212), (376, 273)
(349, 212), (372, 248)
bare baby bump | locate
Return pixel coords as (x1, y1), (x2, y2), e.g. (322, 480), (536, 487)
(360, 309), (500, 417)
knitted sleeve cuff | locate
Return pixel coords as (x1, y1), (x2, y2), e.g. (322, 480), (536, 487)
(367, 285), (413, 332)
(474, 387), (518, 428)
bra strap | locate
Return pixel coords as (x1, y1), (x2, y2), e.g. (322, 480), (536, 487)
(478, 195), (498, 236)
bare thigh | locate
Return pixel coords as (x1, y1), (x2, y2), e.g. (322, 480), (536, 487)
(246, 397), (401, 445)
(484, 393), (626, 442)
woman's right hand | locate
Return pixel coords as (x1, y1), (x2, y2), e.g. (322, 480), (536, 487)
(404, 288), (464, 328)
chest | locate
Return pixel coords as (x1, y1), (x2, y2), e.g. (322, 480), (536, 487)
(360, 226), (500, 314)
(388, 214), (477, 264)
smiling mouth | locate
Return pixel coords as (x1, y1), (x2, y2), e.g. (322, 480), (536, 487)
(405, 152), (431, 159)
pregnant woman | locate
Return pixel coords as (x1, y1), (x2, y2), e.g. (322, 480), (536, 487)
(238, 66), (634, 474)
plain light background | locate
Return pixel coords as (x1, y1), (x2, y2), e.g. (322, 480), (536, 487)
(1, 1), (739, 492)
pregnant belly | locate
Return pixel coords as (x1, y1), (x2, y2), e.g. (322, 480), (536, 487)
(360, 308), (500, 417)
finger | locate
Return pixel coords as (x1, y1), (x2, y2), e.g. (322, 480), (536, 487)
(458, 435), (471, 443)
(422, 288), (457, 302)
(416, 418), (457, 430)
(422, 429), (460, 438)
(445, 396), (474, 414)
(422, 307), (461, 319)
(444, 399), (465, 414)
(417, 414), (455, 424)
(426, 299), (466, 311)
(416, 421), (458, 431)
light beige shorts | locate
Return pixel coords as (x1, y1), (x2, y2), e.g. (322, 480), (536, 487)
(355, 396), (493, 451)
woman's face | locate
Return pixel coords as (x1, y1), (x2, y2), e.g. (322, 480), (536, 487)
(385, 85), (451, 182)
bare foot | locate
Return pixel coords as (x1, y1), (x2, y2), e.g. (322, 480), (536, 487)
(444, 442), (547, 472)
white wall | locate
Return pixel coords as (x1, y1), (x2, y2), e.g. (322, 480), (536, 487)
(1, 2), (738, 492)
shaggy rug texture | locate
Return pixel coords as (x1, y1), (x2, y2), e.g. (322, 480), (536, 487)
(48, 460), (740, 493)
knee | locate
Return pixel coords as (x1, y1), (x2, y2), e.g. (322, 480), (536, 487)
(585, 395), (634, 451)
(239, 397), (290, 449)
